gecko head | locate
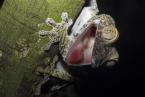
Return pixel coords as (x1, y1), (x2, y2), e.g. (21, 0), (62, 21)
(65, 14), (119, 68)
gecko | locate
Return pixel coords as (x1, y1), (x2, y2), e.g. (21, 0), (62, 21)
(34, 0), (119, 96)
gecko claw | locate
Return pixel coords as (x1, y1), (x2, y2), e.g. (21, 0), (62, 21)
(45, 18), (56, 27)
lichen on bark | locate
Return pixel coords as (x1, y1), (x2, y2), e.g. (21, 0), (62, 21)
(0, 0), (84, 97)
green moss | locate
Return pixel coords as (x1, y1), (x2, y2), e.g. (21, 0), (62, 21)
(0, 0), (84, 97)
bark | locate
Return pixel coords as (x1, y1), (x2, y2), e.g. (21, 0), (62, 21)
(0, 0), (84, 97)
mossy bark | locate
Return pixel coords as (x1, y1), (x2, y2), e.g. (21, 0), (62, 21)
(0, 0), (84, 97)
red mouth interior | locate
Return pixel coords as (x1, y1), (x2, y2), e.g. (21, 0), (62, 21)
(66, 24), (97, 65)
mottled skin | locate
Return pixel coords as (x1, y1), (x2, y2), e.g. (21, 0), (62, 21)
(34, 12), (119, 96)
(34, 12), (73, 96)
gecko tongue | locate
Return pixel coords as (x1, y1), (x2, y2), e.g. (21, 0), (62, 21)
(66, 24), (97, 65)
(67, 47), (82, 64)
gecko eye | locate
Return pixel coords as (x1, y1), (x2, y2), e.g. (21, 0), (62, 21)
(66, 24), (97, 66)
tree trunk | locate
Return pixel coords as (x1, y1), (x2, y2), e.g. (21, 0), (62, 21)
(0, 0), (84, 97)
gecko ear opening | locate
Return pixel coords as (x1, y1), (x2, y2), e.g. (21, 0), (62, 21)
(66, 24), (97, 65)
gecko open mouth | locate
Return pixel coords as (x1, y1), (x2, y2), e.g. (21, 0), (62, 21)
(66, 24), (97, 65)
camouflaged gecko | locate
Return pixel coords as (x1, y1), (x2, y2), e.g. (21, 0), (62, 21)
(36, 12), (73, 80)
(34, 0), (119, 96)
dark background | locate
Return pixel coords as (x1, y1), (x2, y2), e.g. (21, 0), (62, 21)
(0, 0), (145, 97)
(74, 0), (145, 97)
(0, 0), (4, 8)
